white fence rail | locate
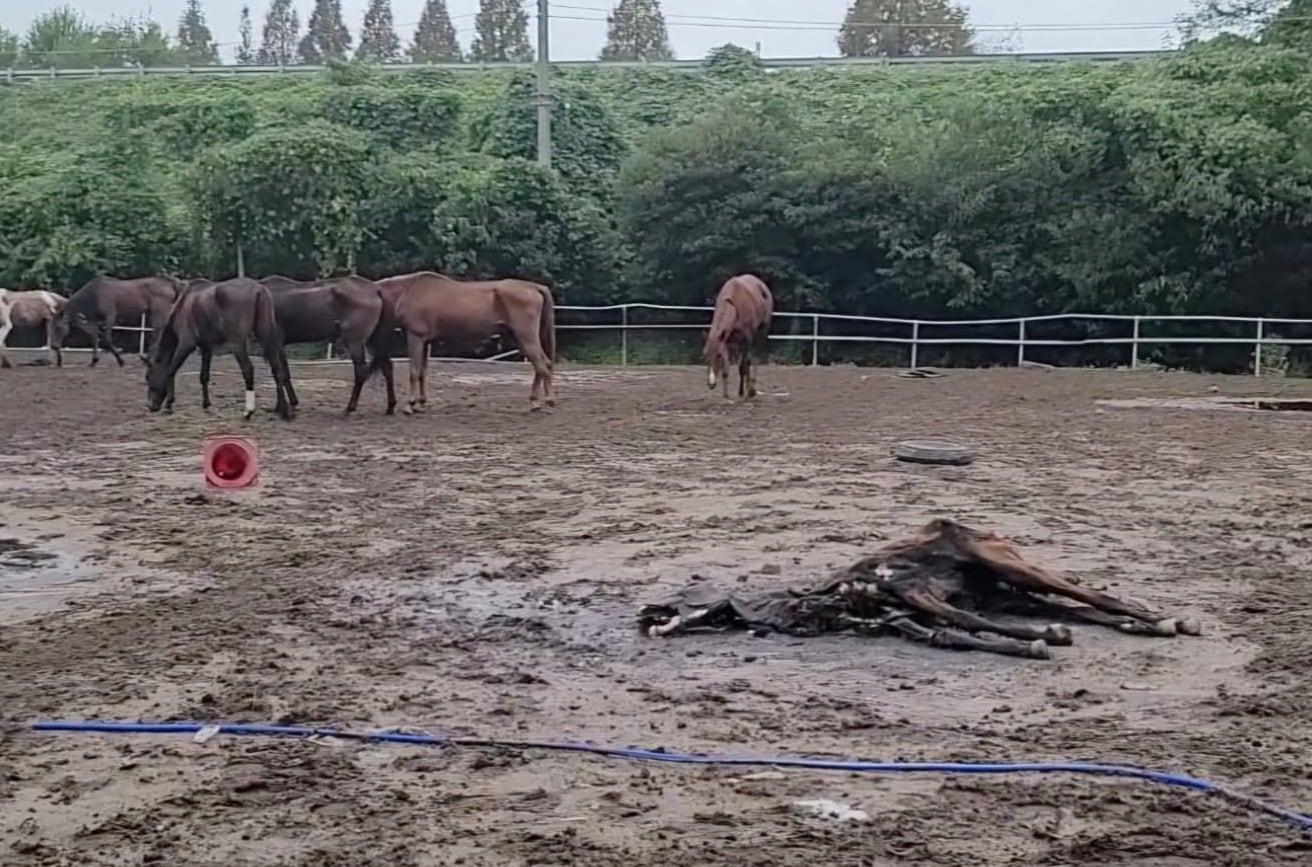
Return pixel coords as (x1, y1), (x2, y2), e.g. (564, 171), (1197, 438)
(33, 306), (1312, 376)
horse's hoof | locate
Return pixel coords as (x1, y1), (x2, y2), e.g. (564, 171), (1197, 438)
(1028, 640), (1051, 660)
(244, 411), (255, 421)
(545, 398), (557, 408)
(1175, 617), (1201, 636)
(1152, 617), (1178, 637)
(1043, 624), (1073, 646)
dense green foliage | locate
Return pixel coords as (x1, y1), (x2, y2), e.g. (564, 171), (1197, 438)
(2, 40), (1312, 344)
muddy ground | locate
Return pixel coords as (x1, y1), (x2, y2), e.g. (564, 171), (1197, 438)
(1, 359), (1311, 866)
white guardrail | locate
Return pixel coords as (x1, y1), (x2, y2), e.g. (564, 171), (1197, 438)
(42, 305), (1312, 377)
(1, 51), (1173, 83)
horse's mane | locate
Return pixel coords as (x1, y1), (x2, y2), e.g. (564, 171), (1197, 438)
(151, 295), (184, 363)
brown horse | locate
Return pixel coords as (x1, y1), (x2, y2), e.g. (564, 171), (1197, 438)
(377, 272), (556, 413)
(704, 274), (774, 400)
(53, 276), (179, 367)
(147, 277), (294, 421)
(0, 289), (66, 368)
(260, 275), (397, 415)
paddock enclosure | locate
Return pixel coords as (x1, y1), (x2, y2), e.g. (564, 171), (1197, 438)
(2, 362), (1311, 864)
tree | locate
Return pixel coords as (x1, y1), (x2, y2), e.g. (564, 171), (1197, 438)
(1179, 1), (1285, 40)
(259, 0), (300, 64)
(410, 0), (462, 62)
(356, 0), (401, 62)
(236, 6), (255, 63)
(22, 6), (100, 68)
(0, 28), (19, 68)
(176, 0), (219, 65)
(470, 0), (533, 62)
(837, 0), (974, 58)
(1263, 0), (1312, 46)
(299, 0), (352, 63)
(600, 0), (674, 61)
(96, 18), (182, 67)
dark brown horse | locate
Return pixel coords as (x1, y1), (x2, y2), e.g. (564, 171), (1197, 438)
(260, 275), (397, 415)
(53, 276), (179, 367)
(147, 277), (294, 421)
(704, 274), (774, 400)
(377, 272), (556, 413)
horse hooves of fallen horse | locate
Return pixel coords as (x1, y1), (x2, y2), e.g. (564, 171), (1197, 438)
(638, 518), (1201, 660)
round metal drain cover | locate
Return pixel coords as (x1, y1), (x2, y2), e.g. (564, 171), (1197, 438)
(893, 440), (974, 466)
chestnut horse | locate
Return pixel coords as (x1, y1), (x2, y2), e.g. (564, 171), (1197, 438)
(0, 289), (66, 368)
(53, 276), (179, 367)
(147, 277), (294, 421)
(377, 271), (556, 413)
(704, 274), (774, 400)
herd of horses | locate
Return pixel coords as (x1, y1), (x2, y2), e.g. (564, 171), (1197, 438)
(0, 272), (775, 419)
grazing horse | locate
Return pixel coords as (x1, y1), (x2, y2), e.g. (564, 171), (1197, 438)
(377, 271), (556, 413)
(0, 289), (66, 368)
(53, 276), (179, 367)
(704, 274), (774, 400)
(147, 277), (294, 421)
(260, 275), (398, 415)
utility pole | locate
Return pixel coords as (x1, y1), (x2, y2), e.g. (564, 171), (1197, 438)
(535, 0), (552, 168)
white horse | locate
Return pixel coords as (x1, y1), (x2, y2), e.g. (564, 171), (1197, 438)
(0, 288), (67, 368)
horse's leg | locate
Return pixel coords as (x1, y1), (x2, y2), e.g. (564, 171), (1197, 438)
(523, 346), (551, 411)
(198, 346), (213, 410)
(233, 344), (258, 420)
(276, 350), (298, 408)
(271, 348), (294, 420)
(887, 616), (1051, 660)
(738, 354), (749, 399)
(0, 304), (12, 369)
(99, 321), (125, 367)
(380, 355), (397, 415)
(403, 334), (426, 414)
(45, 317), (63, 368)
(345, 344), (368, 415)
(897, 586), (1073, 646)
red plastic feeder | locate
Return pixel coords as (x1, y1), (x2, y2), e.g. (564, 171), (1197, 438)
(202, 435), (260, 488)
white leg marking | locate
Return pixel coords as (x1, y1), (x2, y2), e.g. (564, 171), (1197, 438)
(245, 389), (256, 414)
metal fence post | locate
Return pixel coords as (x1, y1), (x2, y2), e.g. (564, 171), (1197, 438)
(138, 313), (147, 356)
(620, 306), (628, 366)
(1131, 316), (1140, 370)
(910, 321), (920, 369)
(811, 314), (819, 367)
(1255, 318), (1264, 377)
(1017, 319), (1026, 366)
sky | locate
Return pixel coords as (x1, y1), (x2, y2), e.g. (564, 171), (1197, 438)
(2, 1), (1201, 63)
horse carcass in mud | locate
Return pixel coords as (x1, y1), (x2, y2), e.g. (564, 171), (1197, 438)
(638, 519), (1201, 660)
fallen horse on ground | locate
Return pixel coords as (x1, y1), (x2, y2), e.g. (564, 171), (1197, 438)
(638, 519), (1201, 660)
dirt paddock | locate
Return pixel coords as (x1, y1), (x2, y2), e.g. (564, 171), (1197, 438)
(2, 359), (1311, 865)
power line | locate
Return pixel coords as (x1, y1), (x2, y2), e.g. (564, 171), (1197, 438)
(550, 3), (1196, 32)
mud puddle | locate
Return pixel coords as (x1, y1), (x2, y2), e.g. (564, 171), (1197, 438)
(0, 509), (100, 624)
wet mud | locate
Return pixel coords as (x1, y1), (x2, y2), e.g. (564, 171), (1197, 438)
(1, 361), (1311, 865)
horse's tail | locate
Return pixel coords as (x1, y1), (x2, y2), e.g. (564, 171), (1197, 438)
(537, 284), (556, 364)
(367, 288), (397, 379)
(253, 284), (283, 360)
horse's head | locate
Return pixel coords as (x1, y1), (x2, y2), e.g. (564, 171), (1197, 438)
(145, 326), (178, 412)
(704, 329), (731, 390)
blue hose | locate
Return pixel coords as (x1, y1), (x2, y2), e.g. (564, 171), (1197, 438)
(32, 719), (1312, 834)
